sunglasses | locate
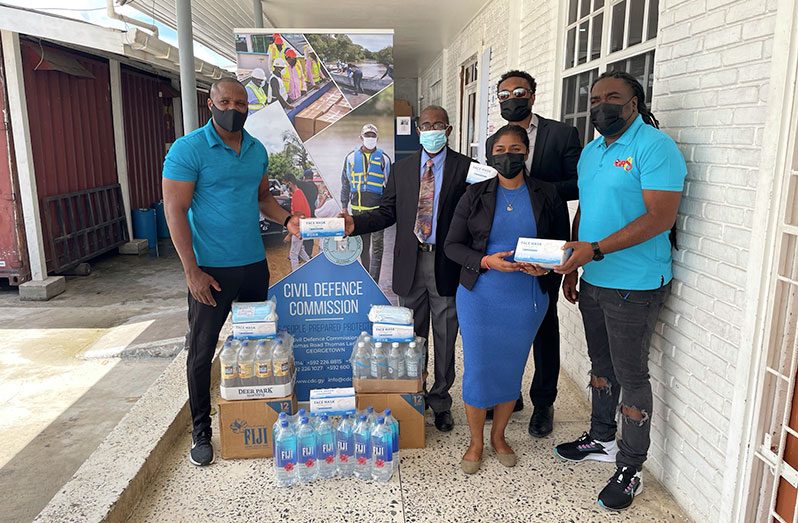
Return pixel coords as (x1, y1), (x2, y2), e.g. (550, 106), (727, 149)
(497, 87), (532, 102)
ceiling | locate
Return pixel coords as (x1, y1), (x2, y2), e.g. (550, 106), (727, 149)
(126, 0), (490, 75)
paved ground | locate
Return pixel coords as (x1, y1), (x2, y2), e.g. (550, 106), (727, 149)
(128, 342), (693, 523)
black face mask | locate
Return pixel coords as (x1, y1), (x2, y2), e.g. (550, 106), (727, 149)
(590, 99), (633, 137)
(500, 98), (532, 122)
(211, 104), (248, 133)
(489, 153), (526, 179)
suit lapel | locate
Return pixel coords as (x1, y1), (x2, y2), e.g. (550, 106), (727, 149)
(531, 116), (550, 176)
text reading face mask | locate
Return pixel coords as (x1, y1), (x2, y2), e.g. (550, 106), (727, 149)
(489, 153), (526, 179)
(419, 130), (447, 154)
(211, 104), (248, 133)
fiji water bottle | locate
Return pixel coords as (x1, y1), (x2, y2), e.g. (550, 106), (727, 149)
(370, 342), (388, 379)
(316, 414), (337, 480)
(291, 408), (307, 431)
(336, 413), (355, 477)
(352, 342), (371, 379)
(272, 412), (288, 455)
(219, 341), (239, 388)
(296, 417), (317, 484)
(384, 408), (400, 456)
(353, 414), (372, 480)
(388, 342), (406, 380)
(273, 420), (297, 487)
(370, 417), (394, 482)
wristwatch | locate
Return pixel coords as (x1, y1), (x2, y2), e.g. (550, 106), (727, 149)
(283, 214), (292, 227)
(590, 242), (604, 261)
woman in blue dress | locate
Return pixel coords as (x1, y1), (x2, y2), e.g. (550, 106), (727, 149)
(445, 125), (570, 473)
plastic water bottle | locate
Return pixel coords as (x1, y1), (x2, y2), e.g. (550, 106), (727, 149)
(370, 417), (394, 482)
(370, 342), (388, 379)
(274, 420), (297, 487)
(336, 413), (355, 477)
(316, 414), (337, 480)
(309, 412), (320, 429)
(291, 408), (307, 431)
(272, 412), (289, 455)
(237, 341), (255, 386)
(384, 408), (400, 455)
(405, 341), (421, 379)
(219, 341), (239, 388)
(272, 339), (292, 385)
(353, 414), (372, 480)
(388, 342), (406, 380)
(352, 341), (371, 379)
(296, 417), (317, 484)
(255, 340), (273, 386)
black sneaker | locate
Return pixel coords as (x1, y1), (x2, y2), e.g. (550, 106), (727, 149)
(554, 432), (618, 463)
(598, 466), (643, 511)
(189, 433), (214, 466)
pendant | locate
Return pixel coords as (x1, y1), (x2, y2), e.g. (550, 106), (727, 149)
(506, 204), (513, 211)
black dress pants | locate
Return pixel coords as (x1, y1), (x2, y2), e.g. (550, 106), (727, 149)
(528, 289), (561, 408)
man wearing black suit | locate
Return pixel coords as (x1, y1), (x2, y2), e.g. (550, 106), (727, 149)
(342, 105), (472, 433)
(489, 70), (582, 438)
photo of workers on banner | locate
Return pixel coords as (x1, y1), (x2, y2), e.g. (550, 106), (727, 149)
(305, 33), (394, 108)
(236, 32), (352, 142)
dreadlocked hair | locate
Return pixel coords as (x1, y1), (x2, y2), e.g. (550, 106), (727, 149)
(592, 71), (660, 129)
(592, 71), (678, 249)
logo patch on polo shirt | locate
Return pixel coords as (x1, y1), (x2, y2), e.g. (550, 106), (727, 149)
(614, 157), (633, 171)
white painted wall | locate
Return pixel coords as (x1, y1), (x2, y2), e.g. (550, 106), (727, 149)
(418, 0), (783, 521)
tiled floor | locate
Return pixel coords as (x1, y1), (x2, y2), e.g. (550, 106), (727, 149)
(128, 343), (693, 523)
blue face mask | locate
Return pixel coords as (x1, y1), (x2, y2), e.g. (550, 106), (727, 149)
(419, 130), (448, 154)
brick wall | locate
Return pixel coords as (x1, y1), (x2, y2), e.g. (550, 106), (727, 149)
(418, 0), (779, 521)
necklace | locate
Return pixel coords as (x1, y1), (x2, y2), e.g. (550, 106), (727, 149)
(500, 187), (519, 212)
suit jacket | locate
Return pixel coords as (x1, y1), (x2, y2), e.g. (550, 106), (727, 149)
(444, 175), (571, 295)
(352, 147), (473, 297)
(487, 115), (582, 201)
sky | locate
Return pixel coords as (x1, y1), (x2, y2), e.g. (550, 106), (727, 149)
(347, 34), (393, 52)
(0, 0), (235, 68)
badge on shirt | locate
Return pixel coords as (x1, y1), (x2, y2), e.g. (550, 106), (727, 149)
(614, 157), (634, 172)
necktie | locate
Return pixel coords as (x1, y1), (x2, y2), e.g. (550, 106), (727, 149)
(415, 159), (435, 243)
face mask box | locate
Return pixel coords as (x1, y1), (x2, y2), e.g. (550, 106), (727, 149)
(514, 238), (573, 269)
(231, 299), (277, 323)
(355, 393), (426, 449)
(372, 322), (415, 342)
(218, 394), (297, 459)
(466, 163), (499, 184)
(299, 217), (345, 239)
(309, 387), (357, 416)
(232, 321), (277, 340)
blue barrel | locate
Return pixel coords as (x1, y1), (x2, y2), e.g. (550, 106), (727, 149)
(153, 201), (170, 238)
(132, 208), (158, 251)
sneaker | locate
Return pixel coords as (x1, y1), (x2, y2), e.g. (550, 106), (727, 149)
(554, 432), (618, 463)
(597, 466), (643, 511)
(189, 434), (214, 466)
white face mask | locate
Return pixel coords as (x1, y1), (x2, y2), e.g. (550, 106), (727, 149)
(362, 136), (378, 150)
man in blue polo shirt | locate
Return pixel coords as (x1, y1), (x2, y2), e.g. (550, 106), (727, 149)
(552, 71), (686, 511)
(162, 77), (300, 467)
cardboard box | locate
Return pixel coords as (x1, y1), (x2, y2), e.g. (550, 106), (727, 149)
(395, 99), (413, 117)
(513, 238), (573, 269)
(232, 321), (277, 339)
(294, 113), (316, 141)
(310, 387), (357, 415)
(218, 394), (297, 459)
(353, 376), (423, 394)
(220, 372), (295, 401)
(356, 393), (425, 449)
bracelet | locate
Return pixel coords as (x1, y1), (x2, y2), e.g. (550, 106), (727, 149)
(482, 255), (491, 270)
(283, 214), (292, 227)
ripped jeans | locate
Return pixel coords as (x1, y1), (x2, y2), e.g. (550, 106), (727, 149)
(578, 278), (670, 471)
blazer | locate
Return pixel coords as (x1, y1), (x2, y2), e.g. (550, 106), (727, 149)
(444, 175), (571, 295)
(487, 115), (582, 201)
(352, 147), (473, 297)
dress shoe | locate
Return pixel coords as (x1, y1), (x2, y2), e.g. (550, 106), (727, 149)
(496, 451), (518, 468)
(528, 406), (554, 438)
(434, 410), (454, 432)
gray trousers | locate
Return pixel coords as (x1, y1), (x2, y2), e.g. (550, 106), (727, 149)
(352, 209), (384, 282)
(579, 279), (670, 471)
(398, 250), (458, 413)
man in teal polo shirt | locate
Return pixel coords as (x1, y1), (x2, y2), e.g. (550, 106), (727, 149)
(162, 77), (300, 467)
(552, 71), (686, 511)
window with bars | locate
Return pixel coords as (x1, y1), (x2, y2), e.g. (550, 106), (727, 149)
(561, 0), (659, 145)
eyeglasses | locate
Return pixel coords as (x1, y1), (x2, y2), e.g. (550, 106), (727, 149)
(497, 87), (532, 102)
(418, 122), (449, 131)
